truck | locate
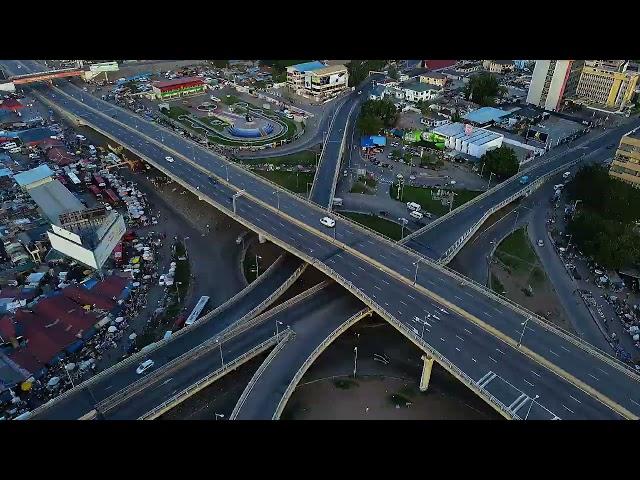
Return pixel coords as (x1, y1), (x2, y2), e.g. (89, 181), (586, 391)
(332, 197), (343, 207)
(519, 175), (530, 185)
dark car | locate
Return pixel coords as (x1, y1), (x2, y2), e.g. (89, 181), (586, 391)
(607, 144), (615, 149)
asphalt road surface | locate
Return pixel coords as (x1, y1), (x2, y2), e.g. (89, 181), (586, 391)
(7, 60), (640, 419)
(403, 118), (640, 260)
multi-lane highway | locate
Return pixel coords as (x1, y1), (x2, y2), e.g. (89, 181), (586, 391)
(6, 60), (640, 419)
(403, 118), (640, 261)
(29, 255), (304, 419)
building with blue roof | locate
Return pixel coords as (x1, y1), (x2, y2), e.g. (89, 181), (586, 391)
(360, 135), (387, 148)
(289, 61), (326, 73)
(13, 165), (54, 189)
(463, 107), (511, 126)
(286, 61), (349, 102)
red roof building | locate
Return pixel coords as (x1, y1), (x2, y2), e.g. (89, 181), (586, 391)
(0, 98), (24, 111)
(62, 285), (115, 311)
(46, 146), (75, 166)
(152, 77), (206, 99)
(423, 60), (457, 71)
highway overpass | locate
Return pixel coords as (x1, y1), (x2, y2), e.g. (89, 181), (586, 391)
(402, 118), (640, 263)
(6, 60), (640, 420)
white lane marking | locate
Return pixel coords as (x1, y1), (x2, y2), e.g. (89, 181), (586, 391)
(455, 335), (465, 342)
(471, 357), (477, 363)
(357, 266), (365, 271)
(562, 405), (575, 414)
(455, 347), (461, 352)
(398, 310), (403, 315)
(531, 370), (541, 378)
(104, 385), (114, 391)
(424, 328), (431, 333)
(597, 368), (610, 376)
(560, 345), (571, 353)
(454, 295), (463, 301)
(374, 285), (382, 291)
(161, 378), (173, 386)
(384, 302), (389, 307)
(400, 300), (407, 306)
(407, 294), (416, 300)
(587, 373), (599, 381)
(630, 398), (640, 407)
(463, 291), (474, 297)
(483, 311), (493, 318)
(372, 294), (377, 299)
(569, 395), (582, 404)
(524, 379), (535, 387)
(464, 328), (473, 335)
(488, 356), (498, 363)
(381, 279), (390, 285)
(440, 337), (445, 342)
(549, 349), (560, 357)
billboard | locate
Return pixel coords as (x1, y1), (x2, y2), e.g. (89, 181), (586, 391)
(48, 230), (97, 269)
(93, 214), (126, 269)
(89, 62), (119, 73)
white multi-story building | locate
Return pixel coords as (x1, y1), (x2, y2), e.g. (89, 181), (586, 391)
(526, 60), (584, 111)
(386, 81), (440, 103)
(286, 61), (349, 102)
(430, 122), (503, 158)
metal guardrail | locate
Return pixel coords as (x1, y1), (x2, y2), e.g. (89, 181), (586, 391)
(230, 329), (295, 419)
(272, 308), (371, 419)
(41, 86), (640, 395)
(140, 333), (286, 420)
(327, 99), (359, 211)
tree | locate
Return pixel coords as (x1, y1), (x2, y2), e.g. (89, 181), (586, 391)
(212, 60), (229, 69)
(388, 64), (399, 80)
(464, 72), (507, 106)
(357, 114), (384, 135)
(361, 99), (398, 128)
(347, 60), (388, 87)
(479, 146), (518, 179)
(451, 108), (462, 122)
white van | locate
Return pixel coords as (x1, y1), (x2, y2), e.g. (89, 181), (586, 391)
(1, 142), (17, 150)
(9, 147), (21, 154)
(410, 210), (424, 220)
(406, 202), (421, 212)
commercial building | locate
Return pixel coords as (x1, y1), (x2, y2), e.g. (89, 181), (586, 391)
(463, 106), (511, 127)
(483, 60), (515, 74)
(13, 164), (55, 190)
(609, 126), (640, 187)
(151, 77), (206, 100)
(423, 60), (457, 71)
(575, 61), (639, 110)
(387, 81), (440, 103)
(286, 61), (349, 102)
(27, 180), (86, 224)
(526, 60), (584, 111)
(430, 122), (503, 158)
(419, 72), (448, 87)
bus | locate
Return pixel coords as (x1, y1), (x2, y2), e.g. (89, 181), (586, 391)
(184, 296), (210, 327)
(67, 171), (81, 186)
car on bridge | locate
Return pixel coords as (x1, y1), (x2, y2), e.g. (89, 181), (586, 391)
(136, 359), (155, 375)
(320, 216), (336, 228)
(165, 156), (175, 163)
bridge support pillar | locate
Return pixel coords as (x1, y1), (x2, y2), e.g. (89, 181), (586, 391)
(258, 234), (267, 244)
(419, 355), (434, 392)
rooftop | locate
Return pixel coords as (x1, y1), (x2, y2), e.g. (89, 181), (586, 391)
(13, 164), (54, 188)
(432, 122), (503, 146)
(420, 72), (447, 79)
(311, 64), (348, 76)
(289, 61), (326, 73)
(463, 106), (511, 125)
(27, 179), (85, 225)
(152, 77), (204, 90)
(403, 81), (440, 92)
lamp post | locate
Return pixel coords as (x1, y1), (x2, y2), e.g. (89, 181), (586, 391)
(412, 258), (422, 285)
(525, 394), (539, 420)
(215, 413), (225, 420)
(225, 164), (229, 181)
(487, 171), (495, 190)
(183, 236), (190, 259)
(518, 316), (532, 347)
(398, 217), (408, 240)
(306, 182), (313, 197)
(63, 362), (76, 389)
(448, 191), (457, 213)
(215, 337), (224, 366)
(273, 190), (280, 210)
(175, 281), (182, 304)
(232, 190), (244, 215)
(353, 346), (358, 378)
(255, 254), (262, 280)
(276, 320), (283, 337)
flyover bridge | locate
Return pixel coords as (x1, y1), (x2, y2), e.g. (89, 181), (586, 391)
(6, 60), (640, 420)
(9, 67), (84, 85)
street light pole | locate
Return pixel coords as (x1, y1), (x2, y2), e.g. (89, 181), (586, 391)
(413, 258), (421, 285)
(225, 164), (229, 181)
(276, 320), (283, 337)
(399, 218), (408, 239)
(255, 254), (262, 280)
(353, 346), (358, 378)
(421, 316), (427, 339)
(525, 394), (540, 420)
(448, 191), (457, 213)
(216, 338), (224, 366)
(183, 236), (190, 259)
(273, 190), (280, 210)
(518, 316), (531, 347)
(487, 171), (495, 190)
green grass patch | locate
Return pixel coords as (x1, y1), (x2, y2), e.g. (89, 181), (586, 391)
(495, 228), (536, 274)
(223, 94), (240, 105)
(333, 378), (359, 389)
(254, 170), (315, 194)
(350, 181), (373, 194)
(244, 150), (318, 168)
(342, 212), (405, 241)
(389, 184), (481, 216)
(166, 105), (190, 120)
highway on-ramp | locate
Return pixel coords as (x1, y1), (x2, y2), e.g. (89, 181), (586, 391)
(6, 60), (640, 419)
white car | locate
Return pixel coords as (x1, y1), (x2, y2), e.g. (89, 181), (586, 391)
(136, 359), (155, 375)
(320, 216), (336, 228)
(537, 239), (544, 247)
(165, 156), (174, 163)
(158, 274), (166, 286)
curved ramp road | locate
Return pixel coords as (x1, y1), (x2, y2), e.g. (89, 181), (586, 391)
(402, 118), (640, 261)
(7, 60), (640, 419)
(28, 255), (304, 420)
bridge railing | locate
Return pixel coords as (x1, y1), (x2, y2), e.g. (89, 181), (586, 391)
(230, 329), (295, 420)
(43, 87), (640, 381)
(273, 307), (371, 419)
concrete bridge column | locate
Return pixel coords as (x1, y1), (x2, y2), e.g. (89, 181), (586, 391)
(419, 355), (435, 392)
(258, 234), (267, 244)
